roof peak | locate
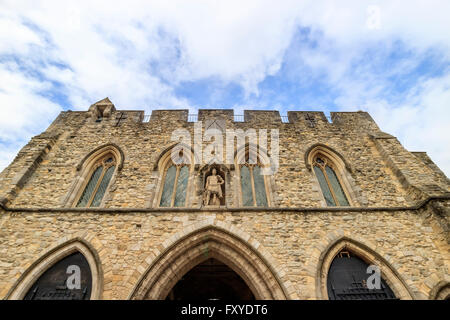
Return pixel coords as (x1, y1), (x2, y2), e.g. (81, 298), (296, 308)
(92, 97), (113, 106)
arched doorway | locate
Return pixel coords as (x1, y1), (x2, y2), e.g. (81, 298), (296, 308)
(24, 252), (92, 300)
(6, 239), (102, 300)
(316, 238), (414, 300)
(166, 258), (255, 300)
(129, 226), (288, 300)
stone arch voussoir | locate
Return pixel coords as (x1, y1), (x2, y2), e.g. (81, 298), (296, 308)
(127, 220), (293, 300)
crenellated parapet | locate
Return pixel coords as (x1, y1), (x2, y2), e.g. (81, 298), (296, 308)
(287, 111), (329, 128)
(149, 109), (189, 122)
(243, 110), (282, 123)
(198, 109), (234, 122)
(45, 99), (383, 136)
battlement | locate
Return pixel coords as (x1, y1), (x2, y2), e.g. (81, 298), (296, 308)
(145, 109), (380, 132)
(198, 109), (235, 121)
(49, 98), (382, 135)
(149, 109), (189, 122)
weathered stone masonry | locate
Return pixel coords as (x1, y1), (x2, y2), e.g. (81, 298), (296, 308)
(0, 98), (449, 299)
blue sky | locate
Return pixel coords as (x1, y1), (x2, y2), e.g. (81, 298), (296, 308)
(0, 0), (449, 176)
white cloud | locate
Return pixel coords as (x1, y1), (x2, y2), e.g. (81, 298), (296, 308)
(0, 15), (43, 54)
(2, 1), (450, 100)
(0, 62), (62, 171)
(0, 0), (449, 175)
(0, 62), (61, 139)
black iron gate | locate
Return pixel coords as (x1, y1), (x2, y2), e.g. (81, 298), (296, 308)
(327, 251), (397, 300)
(24, 252), (92, 300)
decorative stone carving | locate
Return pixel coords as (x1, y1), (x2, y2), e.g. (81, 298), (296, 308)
(88, 97), (116, 120)
(203, 168), (225, 206)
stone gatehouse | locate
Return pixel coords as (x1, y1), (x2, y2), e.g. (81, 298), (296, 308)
(0, 97), (449, 300)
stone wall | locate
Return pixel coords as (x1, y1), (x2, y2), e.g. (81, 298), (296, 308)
(0, 204), (448, 299)
(0, 99), (449, 300)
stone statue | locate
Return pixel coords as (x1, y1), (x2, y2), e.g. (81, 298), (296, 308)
(203, 168), (224, 206)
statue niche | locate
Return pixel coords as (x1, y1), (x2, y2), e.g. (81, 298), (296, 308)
(202, 166), (226, 206)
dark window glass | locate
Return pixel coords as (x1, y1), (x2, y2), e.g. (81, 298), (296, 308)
(24, 252), (92, 300)
(325, 166), (349, 206)
(91, 165), (115, 207)
(314, 166), (336, 206)
(253, 166), (268, 207)
(240, 166), (253, 207)
(160, 164), (190, 208)
(76, 166), (103, 207)
(160, 165), (177, 207)
(174, 166), (189, 207)
(76, 158), (116, 208)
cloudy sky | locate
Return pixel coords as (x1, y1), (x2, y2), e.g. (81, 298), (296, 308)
(1, 0), (449, 176)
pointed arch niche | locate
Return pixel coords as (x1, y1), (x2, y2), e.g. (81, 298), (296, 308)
(316, 238), (414, 300)
(6, 239), (102, 300)
(129, 226), (288, 300)
(199, 163), (230, 206)
(234, 143), (275, 207)
(306, 144), (358, 207)
(152, 143), (196, 208)
(63, 144), (124, 208)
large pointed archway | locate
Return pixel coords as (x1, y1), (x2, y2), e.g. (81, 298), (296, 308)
(167, 258), (255, 300)
(129, 226), (288, 300)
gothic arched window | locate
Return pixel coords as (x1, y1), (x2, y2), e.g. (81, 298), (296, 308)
(159, 163), (190, 207)
(24, 252), (92, 300)
(154, 144), (193, 208)
(239, 151), (268, 207)
(313, 155), (349, 206)
(76, 155), (116, 208)
(327, 250), (397, 300)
